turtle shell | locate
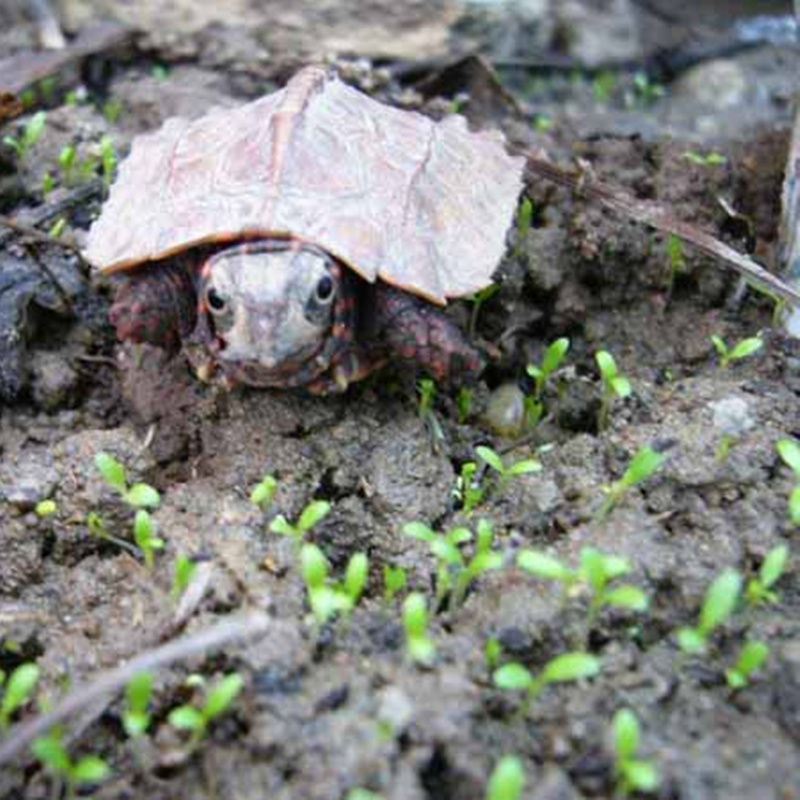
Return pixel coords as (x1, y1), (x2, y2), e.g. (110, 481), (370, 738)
(85, 66), (524, 304)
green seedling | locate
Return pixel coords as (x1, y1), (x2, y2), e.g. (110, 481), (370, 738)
(493, 652), (600, 711)
(725, 641), (769, 690)
(595, 350), (631, 431)
(677, 568), (742, 654)
(630, 71), (664, 106)
(270, 499), (331, 545)
(102, 98), (123, 123)
(485, 637), (502, 671)
(133, 510), (164, 569)
(533, 114), (553, 133)
(19, 89), (36, 109)
(592, 71), (617, 103)
(346, 790), (384, 800)
(710, 334), (762, 369)
(41, 171), (55, 195)
(776, 438), (800, 524)
(452, 460), (485, 515)
(665, 233), (686, 296)
(486, 755), (525, 800)
(383, 564), (407, 604)
(517, 547), (647, 628)
(417, 377), (437, 417)
(612, 708), (660, 797)
(403, 592), (436, 665)
(517, 197), (534, 243)
(95, 452), (160, 509)
(683, 150), (727, 167)
(99, 135), (118, 190)
(456, 386), (474, 423)
(525, 337), (570, 427)
(3, 111), (46, 161)
(300, 544), (368, 625)
(123, 672), (153, 737)
(152, 64), (170, 80)
(580, 548), (649, 627)
(58, 144), (78, 186)
(599, 446), (665, 518)
(476, 445), (541, 488)
(404, 519), (503, 610)
(0, 662), (39, 728)
(48, 217), (67, 238)
(746, 545), (789, 606)
(86, 511), (139, 556)
(527, 337), (570, 401)
(250, 474), (278, 510)
(32, 727), (110, 799)
(168, 672), (244, 747)
(35, 499), (57, 517)
(469, 283), (500, 337)
(172, 554), (198, 600)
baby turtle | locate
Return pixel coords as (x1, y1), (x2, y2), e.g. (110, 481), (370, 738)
(85, 66), (524, 393)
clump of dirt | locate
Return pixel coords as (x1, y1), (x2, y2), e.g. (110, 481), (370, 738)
(1, 4), (799, 800)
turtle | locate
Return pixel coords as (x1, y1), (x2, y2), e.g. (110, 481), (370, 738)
(85, 66), (525, 394)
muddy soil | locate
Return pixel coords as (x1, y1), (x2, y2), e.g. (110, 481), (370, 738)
(1, 2), (799, 799)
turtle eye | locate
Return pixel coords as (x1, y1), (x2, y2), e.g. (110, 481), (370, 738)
(315, 274), (334, 303)
(206, 286), (227, 314)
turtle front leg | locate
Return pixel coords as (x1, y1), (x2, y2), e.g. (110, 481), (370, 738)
(109, 261), (198, 351)
(374, 285), (484, 383)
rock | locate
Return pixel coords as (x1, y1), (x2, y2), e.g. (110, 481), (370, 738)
(30, 351), (80, 411)
(710, 395), (756, 438)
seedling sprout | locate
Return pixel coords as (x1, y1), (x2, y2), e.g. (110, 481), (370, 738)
(595, 350), (631, 431)
(725, 641), (769, 690)
(469, 284), (500, 338)
(677, 568), (742, 654)
(599, 446), (665, 518)
(453, 460), (485, 515)
(346, 790), (384, 800)
(403, 592), (436, 665)
(486, 755), (525, 800)
(250, 474), (278, 510)
(776, 438), (800, 524)
(404, 519), (503, 610)
(123, 672), (153, 738)
(745, 545), (789, 606)
(300, 544), (369, 625)
(485, 637), (502, 671)
(35, 499), (57, 517)
(493, 652), (600, 711)
(3, 111), (47, 162)
(517, 547), (648, 629)
(0, 663), (39, 729)
(172, 554), (198, 600)
(133, 510), (164, 569)
(168, 672), (244, 747)
(525, 337), (570, 427)
(32, 727), (110, 799)
(683, 150), (727, 167)
(270, 499), (331, 544)
(612, 708), (660, 796)
(383, 564), (407, 604)
(476, 445), (541, 490)
(710, 334), (763, 369)
(95, 452), (160, 510)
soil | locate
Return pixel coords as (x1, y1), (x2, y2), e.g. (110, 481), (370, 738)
(1, 2), (799, 799)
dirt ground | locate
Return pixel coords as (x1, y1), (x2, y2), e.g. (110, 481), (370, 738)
(1, 1), (799, 798)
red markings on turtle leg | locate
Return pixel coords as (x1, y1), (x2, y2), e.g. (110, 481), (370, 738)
(374, 284), (483, 383)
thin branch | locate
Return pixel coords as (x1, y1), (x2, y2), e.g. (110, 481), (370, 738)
(522, 153), (800, 307)
(0, 611), (272, 766)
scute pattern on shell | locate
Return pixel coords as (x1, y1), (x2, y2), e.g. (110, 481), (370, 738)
(85, 66), (524, 303)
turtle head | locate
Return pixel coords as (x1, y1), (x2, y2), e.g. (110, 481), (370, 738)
(196, 242), (341, 386)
